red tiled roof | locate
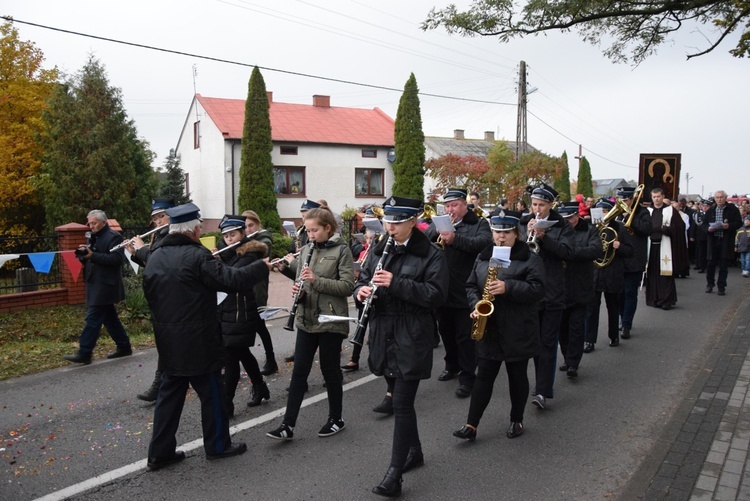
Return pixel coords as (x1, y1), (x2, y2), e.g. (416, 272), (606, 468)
(196, 94), (394, 146)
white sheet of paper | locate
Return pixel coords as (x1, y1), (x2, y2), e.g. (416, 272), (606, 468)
(436, 204), (446, 216)
(589, 208), (604, 224)
(282, 221), (297, 237)
(709, 221), (724, 229)
(533, 219), (558, 230)
(259, 307), (287, 320)
(363, 217), (386, 234)
(124, 248), (140, 274)
(216, 292), (228, 305)
(432, 214), (455, 233)
(318, 315), (358, 323)
(491, 246), (512, 267)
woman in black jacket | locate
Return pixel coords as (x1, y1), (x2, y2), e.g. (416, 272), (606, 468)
(454, 211), (545, 441)
(217, 215), (270, 417)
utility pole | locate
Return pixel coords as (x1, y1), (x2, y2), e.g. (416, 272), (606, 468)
(574, 144), (583, 178)
(685, 172), (693, 195)
(515, 60), (527, 160)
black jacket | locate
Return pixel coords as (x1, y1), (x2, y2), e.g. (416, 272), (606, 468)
(143, 233), (269, 376)
(594, 221), (635, 293)
(703, 203), (743, 260)
(218, 238), (269, 348)
(82, 223), (126, 306)
(423, 209), (492, 307)
(564, 218), (603, 306)
(621, 205), (652, 273)
(466, 240), (544, 362)
(355, 229), (449, 380)
(520, 210), (574, 310)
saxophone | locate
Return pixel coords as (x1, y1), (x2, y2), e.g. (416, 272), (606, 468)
(470, 263), (499, 341)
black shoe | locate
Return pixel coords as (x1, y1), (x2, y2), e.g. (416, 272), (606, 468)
(107, 346), (132, 359)
(620, 328), (631, 340)
(206, 442), (247, 460)
(341, 362), (359, 373)
(147, 451), (186, 471)
(567, 367), (578, 378)
(283, 354), (295, 363)
(437, 369), (458, 381)
(506, 422), (524, 439)
(455, 385), (472, 398)
(718, 288), (726, 296)
(662, 304), (672, 311)
(698, 269), (706, 273)
(706, 285), (714, 293)
(260, 357), (278, 376)
(372, 467), (402, 497)
(559, 364), (569, 372)
(372, 395), (394, 415)
(609, 338), (619, 347)
(137, 371), (162, 402)
(62, 353), (92, 365)
(266, 423), (294, 440)
(583, 342), (595, 353)
(402, 445), (424, 473)
(452, 425), (477, 441)
(247, 382), (270, 407)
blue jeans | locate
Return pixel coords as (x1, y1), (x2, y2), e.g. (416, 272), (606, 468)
(741, 252), (750, 272)
(79, 304), (130, 356)
(619, 271), (643, 330)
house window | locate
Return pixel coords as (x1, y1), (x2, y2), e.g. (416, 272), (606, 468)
(355, 168), (384, 196)
(274, 166), (305, 195)
(193, 121), (200, 149)
(280, 146), (298, 155)
(362, 149), (377, 158)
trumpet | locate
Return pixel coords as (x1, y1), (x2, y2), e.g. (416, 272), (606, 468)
(110, 224), (169, 252)
(436, 218), (458, 250)
(526, 213), (540, 254)
(284, 242), (315, 331)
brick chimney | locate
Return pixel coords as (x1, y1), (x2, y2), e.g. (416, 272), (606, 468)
(484, 131), (495, 141)
(267, 91), (273, 103)
(313, 95), (330, 107)
(454, 129), (465, 140)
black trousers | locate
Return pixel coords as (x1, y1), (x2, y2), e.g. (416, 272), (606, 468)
(437, 307), (476, 387)
(559, 303), (586, 369)
(386, 377), (420, 470)
(586, 291), (620, 343)
(533, 308), (563, 399)
(619, 271), (642, 330)
(706, 237), (730, 289)
(695, 239), (708, 270)
(148, 370), (231, 459)
(283, 329), (343, 427)
(256, 320), (275, 357)
(224, 346), (263, 402)
(467, 358), (529, 426)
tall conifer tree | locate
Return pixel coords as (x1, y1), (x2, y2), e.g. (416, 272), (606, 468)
(577, 156), (594, 198)
(554, 151), (571, 201)
(159, 149), (191, 205)
(391, 73), (425, 200)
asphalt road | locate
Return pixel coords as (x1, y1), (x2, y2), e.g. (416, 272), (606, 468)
(1, 272), (748, 501)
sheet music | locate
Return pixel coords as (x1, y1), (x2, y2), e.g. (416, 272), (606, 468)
(491, 246), (512, 267)
(363, 217), (386, 234)
(432, 214), (455, 233)
(589, 208), (604, 224)
(282, 221), (297, 237)
(259, 307), (287, 320)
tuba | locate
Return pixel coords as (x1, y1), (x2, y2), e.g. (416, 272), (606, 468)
(593, 200), (629, 268)
(470, 262), (499, 341)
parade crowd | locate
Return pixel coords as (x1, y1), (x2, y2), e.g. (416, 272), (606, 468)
(60, 186), (750, 497)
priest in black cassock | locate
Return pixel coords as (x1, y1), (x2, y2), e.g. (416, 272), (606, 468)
(645, 188), (689, 310)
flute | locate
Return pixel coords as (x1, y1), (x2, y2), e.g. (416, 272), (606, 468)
(110, 224), (168, 252)
(212, 240), (242, 256)
(269, 251), (300, 266)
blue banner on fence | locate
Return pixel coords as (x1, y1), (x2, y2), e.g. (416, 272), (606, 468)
(28, 252), (55, 274)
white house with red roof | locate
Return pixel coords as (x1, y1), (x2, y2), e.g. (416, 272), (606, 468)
(175, 93), (395, 230)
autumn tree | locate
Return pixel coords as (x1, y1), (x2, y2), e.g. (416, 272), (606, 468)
(159, 148), (191, 205)
(577, 156), (594, 198)
(391, 73), (426, 200)
(237, 66), (280, 232)
(423, 0), (750, 64)
(0, 22), (58, 235)
(554, 150), (571, 201)
(38, 56), (156, 229)
(424, 154), (489, 201)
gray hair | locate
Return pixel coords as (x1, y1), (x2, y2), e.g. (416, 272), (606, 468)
(715, 190), (727, 198)
(87, 209), (107, 221)
(169, 219), (201, 234)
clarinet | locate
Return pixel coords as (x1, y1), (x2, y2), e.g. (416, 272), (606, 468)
(350, 235), (394, 346)
(284, 242), (315, 331)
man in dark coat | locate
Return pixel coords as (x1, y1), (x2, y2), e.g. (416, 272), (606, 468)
(692, 198), (710, 273)
(617, 186), (651, 340)
(557, 202), (603, 375)
(63, 210), (131, 365)
(520, 183), (574, 410)
(703, 190), (743, 296)
(424, 188), (492, 398)
(143, 203), (270, 470)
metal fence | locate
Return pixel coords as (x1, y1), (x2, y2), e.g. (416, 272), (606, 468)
(0, 234), (62, 295)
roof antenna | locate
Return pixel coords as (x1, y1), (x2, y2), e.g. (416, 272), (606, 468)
(192, 64), (199, 121)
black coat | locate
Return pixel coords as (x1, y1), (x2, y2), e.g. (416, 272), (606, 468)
(130, 226), (169, 267)
(703, 203), (743, 260)
(466, 240), (544, 362)
(520, 210), (574, 310)
(564, 218), (603, 306)
(594, 221), (635, 293)
(355, 228), (449, 380)
(218, 238), (268, 348)
(82, 223), (126, 306)
(143, 233), (269, 376)
(423, 208), (492, 306)
(621, 205), (652, 273)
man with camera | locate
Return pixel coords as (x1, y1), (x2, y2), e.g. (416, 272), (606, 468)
(62, 210), (131, 365)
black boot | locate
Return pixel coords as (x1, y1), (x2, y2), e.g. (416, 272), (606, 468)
(372, 395), (394, 415)
(372, 466), (402, 497)
(137, 371), (162, 402)
(402, 445), (424, 472)
(260, 356), (278, 376)
(247, 381), (270, 407)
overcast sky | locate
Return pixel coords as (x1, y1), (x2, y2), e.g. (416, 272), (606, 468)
(5, 0), (749, 198)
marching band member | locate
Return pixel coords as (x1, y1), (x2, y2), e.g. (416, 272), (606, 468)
(453, 210), (543, 442)
(355, 196), (448, 497)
